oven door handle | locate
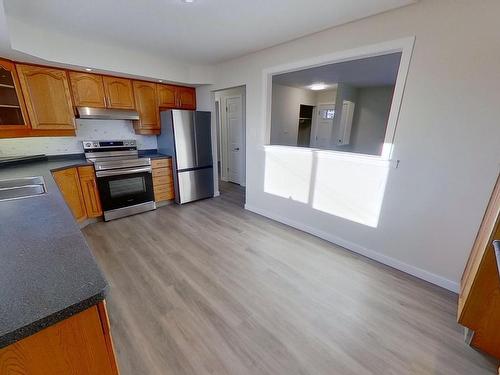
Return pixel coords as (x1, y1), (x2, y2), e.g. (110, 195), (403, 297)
(96, 166), (152, 178)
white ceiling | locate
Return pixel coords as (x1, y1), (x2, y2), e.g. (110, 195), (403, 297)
(273, 53), (402, 90)
(4, 0), (415, 64)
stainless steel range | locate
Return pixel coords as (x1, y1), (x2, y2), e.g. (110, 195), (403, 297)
(83, 140), (155, 221)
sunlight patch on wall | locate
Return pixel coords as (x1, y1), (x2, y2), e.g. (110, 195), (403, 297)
(264, 147), (313, 203)
(263, 146), (390, 228)
(311, 153), (390, 227)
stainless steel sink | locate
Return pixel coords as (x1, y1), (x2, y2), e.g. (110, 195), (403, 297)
(0, 176), (47, 201)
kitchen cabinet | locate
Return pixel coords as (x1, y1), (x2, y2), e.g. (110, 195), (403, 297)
(69, 72), (106, 108)
(177, 86), (196, 110)
(52, 167), (88, 222)
(458, 174), (500, 358)
(152, 158), (174, 202)
(78, 166), (103, 218)
(0, 59), (30, 135)
(133, 81), (160, 135)
(16, 64), (75, 131)
(53, 165), (103, 222)
(0, 302), (119, 375)
(157, 84), (196, 110)
(157, 84), (177, 108)
(102, 76), (135, 109)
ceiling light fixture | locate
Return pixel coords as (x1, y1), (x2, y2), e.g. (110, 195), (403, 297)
(182, 0), (195, 3)
(310, 83), (327, 91)
(85, 68), (93, 72)
(158, 80), (163, 83)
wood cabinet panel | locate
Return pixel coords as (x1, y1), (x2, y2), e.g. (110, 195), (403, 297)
(157, 84), (177, 108)
(52, 167), (87, 222)
(152, 167), (172, 178)
(102, 76), (134, 109)
(151, 158), (171, 169)
(458, 174), (500, 358)
(0, 303), (118, 375)
(177, 86), (196, 110)
(16, 65), (75, 130)
(133, 81), (159, 132)
(69, 72), (106, 108)
(0, 59), (29, 132)
(78, 166), (102, 218)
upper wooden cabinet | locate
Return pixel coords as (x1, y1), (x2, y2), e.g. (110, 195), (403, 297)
(102, 76), (134, 109)
(0, 59), (29, 132)
(157, 84), (196, 110)
(177, 86), (196, 110)
(69, 72), (106, 108)
(157, 84), (177, 108)
(133, 81), (159, 134)
(16, 64), (75, 131)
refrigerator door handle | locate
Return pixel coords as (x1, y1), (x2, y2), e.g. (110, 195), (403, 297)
(192, 112), (199, 166)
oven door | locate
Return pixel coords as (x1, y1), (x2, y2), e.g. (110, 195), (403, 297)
(96, 167), (154, 212)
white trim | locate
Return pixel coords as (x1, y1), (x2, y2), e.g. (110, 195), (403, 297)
(263, 36), (415, 160)
(244, 203), (459, 293)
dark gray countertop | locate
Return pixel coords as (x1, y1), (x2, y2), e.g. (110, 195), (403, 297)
(0, 157), (108, 348)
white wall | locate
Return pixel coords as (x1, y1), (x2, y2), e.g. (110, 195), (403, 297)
(200, 0), (500, 292)
(349, 86), (394, 155)
(271, 84), (316, 145)
(0, 120), (157, 156)
(315, 88), (337, 105)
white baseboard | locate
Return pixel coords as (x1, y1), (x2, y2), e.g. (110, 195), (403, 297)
(214, 191), (220, 197)
(244, 204), (459, 293)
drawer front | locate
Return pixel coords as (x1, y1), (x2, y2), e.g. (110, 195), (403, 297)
(154, 183), (174, 201)
(152, 167), (171, 178)
(77, 165), (95, 177)
(151, 158), (171, 169)
(153, 175), (172, 186)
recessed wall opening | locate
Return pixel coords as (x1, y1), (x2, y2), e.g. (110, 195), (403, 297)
(269, 52), (403, 157)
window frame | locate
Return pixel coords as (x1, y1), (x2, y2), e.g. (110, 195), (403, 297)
(263, 37), (415, 160)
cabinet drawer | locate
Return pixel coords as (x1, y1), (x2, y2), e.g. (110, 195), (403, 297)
(152, 167), (172, 178)
(151, 158), (171, 169)
(154, 183), (174, 201)
(153, 175), (172, 186)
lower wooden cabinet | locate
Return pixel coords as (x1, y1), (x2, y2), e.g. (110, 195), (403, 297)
(0, 301), (119, 375)
(152, 158), (174, 202)
(78, 166), (103, 218)
(52, 167), (87, 222)
(52, 165), (102, 222)
(458, 174), (500, 358)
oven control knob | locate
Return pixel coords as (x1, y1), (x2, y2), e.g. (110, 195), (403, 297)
(93, 142), (98, 147)
(84, 142), (92, 148)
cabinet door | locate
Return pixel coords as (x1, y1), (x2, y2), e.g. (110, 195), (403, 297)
(78, 166), (103, 218)
(16, 65), (75, 130)
(52, 167), (87, 222)
(0, 304), (118, 375)
(0, 59), (29, 131)
(177, 86), (196, 110)
(133, 81), (159, 131)
(69, 72), (106, 108)
(102, 76), (134, 109)
(157, 84), (177, 108)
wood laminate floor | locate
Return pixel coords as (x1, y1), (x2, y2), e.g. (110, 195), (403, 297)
(84, 182), (499, 375)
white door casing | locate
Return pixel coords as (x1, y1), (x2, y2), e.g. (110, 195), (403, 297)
(226, 95), (244, 185)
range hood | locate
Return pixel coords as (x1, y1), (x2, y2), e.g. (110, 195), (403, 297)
(76, 107), (140, 120)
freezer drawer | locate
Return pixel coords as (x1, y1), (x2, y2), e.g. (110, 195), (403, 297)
(176, 167), (214, 204)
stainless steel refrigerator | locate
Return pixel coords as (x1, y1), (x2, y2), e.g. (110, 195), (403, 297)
(157, 110), (214, 204)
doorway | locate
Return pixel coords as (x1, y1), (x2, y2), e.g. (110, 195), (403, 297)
(214, 86), (246, 186)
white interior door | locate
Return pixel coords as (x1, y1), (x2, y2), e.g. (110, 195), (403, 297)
(226, 95), (243, 185)
(312, 105), (335, 148)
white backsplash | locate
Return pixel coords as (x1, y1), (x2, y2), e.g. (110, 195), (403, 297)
(0, 119), (158, 157)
